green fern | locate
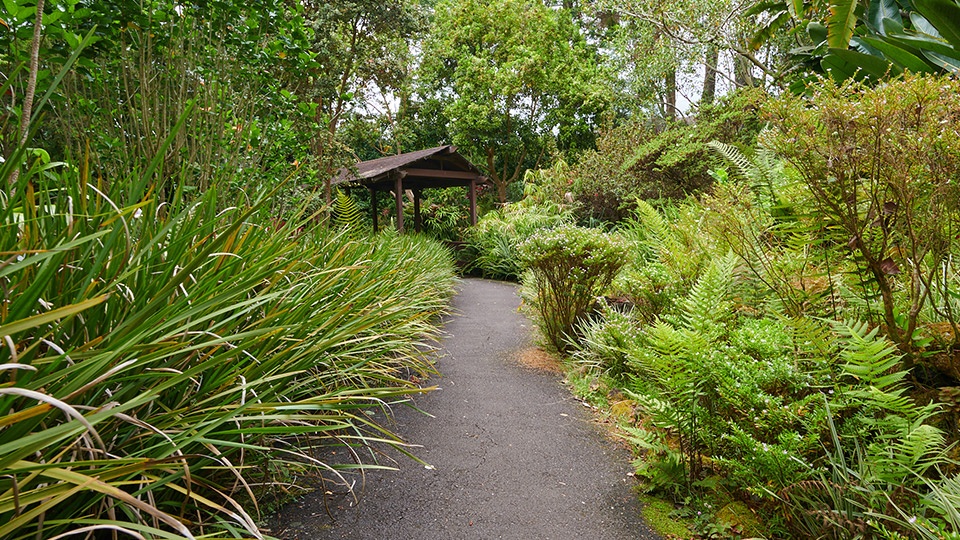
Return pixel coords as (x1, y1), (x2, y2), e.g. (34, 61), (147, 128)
(833, 319), (905, 392)
(783, 314), (836, 361)
(708, 141), (783, 214)
(333, 188), (365, 233)
(626, 199), (704, 286)
(868, 422), (946, 484)
(679, 251), (737, 338)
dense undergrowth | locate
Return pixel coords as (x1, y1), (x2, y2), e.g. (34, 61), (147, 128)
(0, 153), (456, 538)
(469, 76), (960, 539)
(0, 27), (456, 540)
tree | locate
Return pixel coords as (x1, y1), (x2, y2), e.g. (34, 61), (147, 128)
(592, 0), (789, 111)
(296, 0), (424, 205)
(419, 0), (611, 203)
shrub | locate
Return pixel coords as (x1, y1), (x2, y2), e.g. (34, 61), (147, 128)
(571, 88), (766, 223)
(466, 202), (570, 280)
(518, 225), (627, 352)
(765, 74), (960, 363)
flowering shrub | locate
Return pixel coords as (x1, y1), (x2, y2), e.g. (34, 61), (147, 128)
(466, 202), (570, 280)
(518, 225), (627, 351)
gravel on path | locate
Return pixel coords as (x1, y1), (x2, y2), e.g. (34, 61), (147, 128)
(270, 278), (659, 540)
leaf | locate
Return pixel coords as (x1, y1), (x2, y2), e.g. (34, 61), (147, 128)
(859, 36), (936, 72)
(808, 21), (829, 44)
(8, 461), (196, 539)
(822, 48), (900, 81)
(790, 0), (805, 18)
(750, 10), (791, 51)
(868, 0), (902, 33)
(910, 12), (940, 37)
(852, 36), (884, 56)
(827, 0), (860, 48)
(0, 295), (109, 338)
(922, 49), (960, 73)
(883, 16), (906, 35)
(880, 257), (901, 275)
(914, 0), (960, 50)
(888, 32), (959, 57)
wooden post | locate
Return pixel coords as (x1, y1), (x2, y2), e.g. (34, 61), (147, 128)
(394, 172), (405, 232)
(468, 179), (478, 226)
(413, 189), (422, 233)
(369, 187), (378, 233)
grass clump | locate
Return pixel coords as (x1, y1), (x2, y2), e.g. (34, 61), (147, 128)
(0, 152), (456, 538)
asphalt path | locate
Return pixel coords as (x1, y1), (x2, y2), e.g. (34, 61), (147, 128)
(270, 278), (658, 540)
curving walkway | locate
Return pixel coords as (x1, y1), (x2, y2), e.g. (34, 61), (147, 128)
(271, 278), (659, 540)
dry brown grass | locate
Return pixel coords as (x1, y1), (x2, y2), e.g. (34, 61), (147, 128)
(516, 346), (565, 373)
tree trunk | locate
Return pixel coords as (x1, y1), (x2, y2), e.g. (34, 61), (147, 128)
(702, 44), (719, 105)
(665, 68), (677, 122)
(486, 147), (509, 203)
(10, 0), (45, 188)
(734, 54), (755, 88)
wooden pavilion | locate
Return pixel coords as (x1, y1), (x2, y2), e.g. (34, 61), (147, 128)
(332, 145), (488, 233)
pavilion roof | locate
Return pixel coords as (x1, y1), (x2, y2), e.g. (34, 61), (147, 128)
(333, 145), (487, 191)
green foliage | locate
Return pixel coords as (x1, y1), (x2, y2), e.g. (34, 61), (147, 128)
(465, 202), (570, 280)
(417, 188), (471, 243)
(766, 74), (960, 359)
(518, 225), (627, 352)
(419, 0), (612, 202)
(571, 88), (766, 222)
(334, 188), (365, 233)
(612, 199), (712, 322)
(791, 0), (960, 85)
(563, 157), (960, 537)
(0, 26), (457, 537)
(0, 158), (456, 537)
(574, 303), (643, 379)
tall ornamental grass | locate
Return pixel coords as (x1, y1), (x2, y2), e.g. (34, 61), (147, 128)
(0, 146), (456, 538)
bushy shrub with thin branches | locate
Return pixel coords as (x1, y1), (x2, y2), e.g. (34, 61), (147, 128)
(518, 225), (627, 352)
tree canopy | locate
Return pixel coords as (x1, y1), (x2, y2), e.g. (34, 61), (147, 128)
(419, 0), (611, 202)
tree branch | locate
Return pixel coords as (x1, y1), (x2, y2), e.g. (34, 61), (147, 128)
(10, 0), (45, 187)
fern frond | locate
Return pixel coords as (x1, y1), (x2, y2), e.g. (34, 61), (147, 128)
(708, 141), (781, 211)
(633, 199), (675, 250)
(833, 319), (905, 391)
(681, 251), (737, 337)
(334, 188), (365, 233)
(709, 141), (756, 182)
(868, 422), (947, 483)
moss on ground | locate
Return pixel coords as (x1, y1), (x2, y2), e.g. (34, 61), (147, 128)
(638, 494), (693, 539)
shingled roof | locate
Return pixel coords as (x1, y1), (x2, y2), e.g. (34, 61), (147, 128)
(333, 145), (487, 190)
